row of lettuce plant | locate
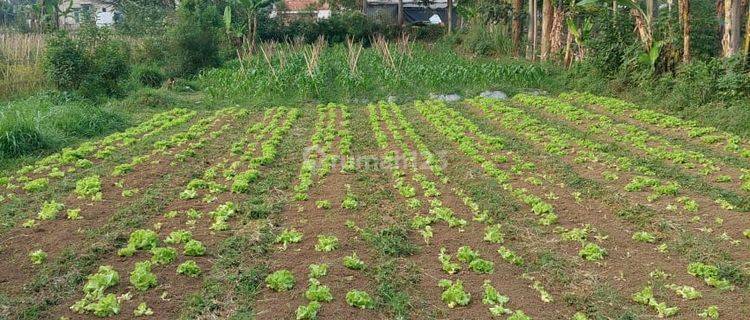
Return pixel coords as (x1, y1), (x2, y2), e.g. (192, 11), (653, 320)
(561, 92), (750, 159)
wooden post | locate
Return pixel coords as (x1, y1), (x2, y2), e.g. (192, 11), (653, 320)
(397, 0), (403, 26)
(447, 0), (453, 33)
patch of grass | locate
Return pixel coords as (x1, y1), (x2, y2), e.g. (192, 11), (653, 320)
(367, 227), (419, 257)
(529, 251), (574, 285)
(0, 92), (127, 159)
(669, 231), (731, 263)
(119, 87), (180, 111)
(616, 205), (657, 228)
(563, 284), (644, 320)
(241, 196), (275, 220)
(52, 102), (127, 137)
(374, 260), (417, 319)
(716, 261), (750, 288)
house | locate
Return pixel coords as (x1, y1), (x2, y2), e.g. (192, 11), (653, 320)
(271, 0), (331, 20)
(59, 0), (118, 29)
(270, 0), (454, 25)
(365, 0), (456, 25)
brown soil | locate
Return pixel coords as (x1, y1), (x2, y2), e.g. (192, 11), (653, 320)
(0, 113), (238, 296)
(253, 106), (380, 319)
(579, 99), (750, 167)
(466, 103), (750, 262)
(512, 99), (750, 198)
(406, 102), (750, 319)
(0, 111), (277, 319)
(375, 104), (577, 319)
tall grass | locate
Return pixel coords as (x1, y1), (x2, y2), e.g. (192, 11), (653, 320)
(0, 32), (46, 100)
(0, 93), (127, 159)
(198, 40), (556, 105)
(456, 19), (515, 57)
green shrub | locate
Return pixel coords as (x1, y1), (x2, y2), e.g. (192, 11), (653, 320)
(581, 11), (636, 77)
(85, 40), (131, 97)
(116, 2), (169, 36)
(167, 0), (222, 77)
(460, 20), (513, 57)
(43, 28), (131, 98)
(121, 88), (177, 110)
(43, 33), (89, 91)
(132, 65), (165, 88)
(133, 36), (168, 65)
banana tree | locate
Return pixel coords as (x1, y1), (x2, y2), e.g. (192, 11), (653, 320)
(564, 16), (592, 64)
(31, 0), (73, 32)
(638, 40), (664, 73)
(224, 0), (275, 55)
(578, 0), (652, 49)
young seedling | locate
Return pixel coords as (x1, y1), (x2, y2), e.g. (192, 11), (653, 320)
(29, 249), (47, 265)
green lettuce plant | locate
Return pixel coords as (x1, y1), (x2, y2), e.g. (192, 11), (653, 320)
(266, 269), (295, 291)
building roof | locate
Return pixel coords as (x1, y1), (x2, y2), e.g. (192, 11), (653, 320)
(283, 0), (328, 11)
(366, 0), (454, 5)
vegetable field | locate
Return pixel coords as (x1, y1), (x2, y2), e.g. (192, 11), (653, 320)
(0, 93), (749, 319)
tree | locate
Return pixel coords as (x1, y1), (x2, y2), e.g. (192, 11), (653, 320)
(549, 2), (565, 60)
(28, 0), (73, 32)
(115, 0), (174, 35)
(170, 0), (222, 76)
(563, 0), (591, 66)
(512, 0), (523, 57)
(224, 0), (275, 54)
(526, 0), (537, 60)
(678, 0), (690, 62)
(630, 0), (653, 49)
(722, 0), (740, 57)
(540, 0), (553, 60)
(578, 0), (652, 49)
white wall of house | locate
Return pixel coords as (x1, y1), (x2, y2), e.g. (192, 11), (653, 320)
(59, 0), (116, 29)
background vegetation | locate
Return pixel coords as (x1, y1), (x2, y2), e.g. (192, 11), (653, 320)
(2, 0), (750, 161)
